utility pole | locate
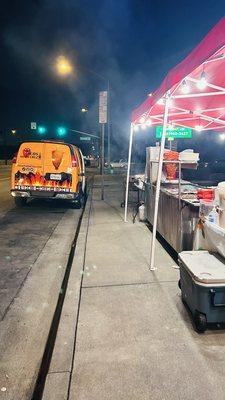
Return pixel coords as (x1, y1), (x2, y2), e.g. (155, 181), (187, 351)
(99, 91), (108, 201)
(101, 123), (105, 200)
(107, 80), (111, 166)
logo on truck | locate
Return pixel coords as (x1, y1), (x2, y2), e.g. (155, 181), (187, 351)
(52, 149), (64, 170)
(23, 148), (31, 158)
(22, 148), (41, 159)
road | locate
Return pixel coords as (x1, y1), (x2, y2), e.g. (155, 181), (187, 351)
(0, 166), (82, 320)
(0, 165), (90, 399)
(0, 166), (14, 214)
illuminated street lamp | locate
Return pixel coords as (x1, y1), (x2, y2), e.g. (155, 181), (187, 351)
(53, 55), (111, 164)
(55, 55), (74, 77)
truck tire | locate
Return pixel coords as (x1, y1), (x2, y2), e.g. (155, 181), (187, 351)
(14, 197), (27, 207)
(71, 189), (85, 209)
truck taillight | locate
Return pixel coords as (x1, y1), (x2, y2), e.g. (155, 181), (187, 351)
(71, 154), (77, 167)
(12, 152), (18, 164)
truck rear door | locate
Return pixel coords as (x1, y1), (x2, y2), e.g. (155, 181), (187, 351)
(42, 143), (73, 191)
(13, 142), (45, 188)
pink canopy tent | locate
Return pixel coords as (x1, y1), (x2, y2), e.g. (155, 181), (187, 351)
(124, 16), (225, 269)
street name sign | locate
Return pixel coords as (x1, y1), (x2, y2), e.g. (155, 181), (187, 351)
(80, 136), (91, 141)
(156, 126), (192, 139)
(31, 122), (37, 130)
(99, 91), (108, 124)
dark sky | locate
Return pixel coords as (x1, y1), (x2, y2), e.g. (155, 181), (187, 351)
(0, 0), (224, 154)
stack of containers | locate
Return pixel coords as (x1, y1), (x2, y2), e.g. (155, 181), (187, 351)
(218, 182), (225, 228)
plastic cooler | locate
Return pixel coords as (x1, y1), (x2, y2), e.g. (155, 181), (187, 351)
(178, 250), (225, 332)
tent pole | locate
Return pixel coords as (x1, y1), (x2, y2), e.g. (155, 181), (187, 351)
(124, 123), (134, 222)
(149, 93), (170, 270)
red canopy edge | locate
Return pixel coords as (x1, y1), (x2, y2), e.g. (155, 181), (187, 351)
(132, 16), (225, 125)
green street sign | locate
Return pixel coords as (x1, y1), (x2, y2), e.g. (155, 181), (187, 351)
(80, 136), (91, 141)
(156, 126), (192, 139)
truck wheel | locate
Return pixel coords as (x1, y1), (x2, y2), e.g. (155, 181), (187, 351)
(14, 197), (27, 207)
(72, 193), (84, 209)
(194, 312), (207, 333)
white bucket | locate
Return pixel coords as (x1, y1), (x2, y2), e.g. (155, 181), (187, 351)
(218, 182), (225, 228)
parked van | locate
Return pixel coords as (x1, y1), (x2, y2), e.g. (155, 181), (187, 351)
(11, 141), (86, 207)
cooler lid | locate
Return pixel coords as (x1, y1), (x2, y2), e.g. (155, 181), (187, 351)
(179, 251), (225, 284)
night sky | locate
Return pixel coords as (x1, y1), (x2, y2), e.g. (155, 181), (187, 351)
(0, 0), (225, 157)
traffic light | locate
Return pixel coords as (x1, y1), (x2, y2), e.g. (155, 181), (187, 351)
(57, 126), (67, 137)
(37, 126), (47, 135)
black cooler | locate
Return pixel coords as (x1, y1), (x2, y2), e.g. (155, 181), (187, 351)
(178, 251), (225, 332)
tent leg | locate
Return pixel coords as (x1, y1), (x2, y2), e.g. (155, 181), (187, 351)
(149, 94), (170, 270)
(124, 124), (134, 222)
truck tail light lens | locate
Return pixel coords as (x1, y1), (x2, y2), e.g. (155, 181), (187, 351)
(12, 152), (18, 164)
(71, 154), (77, 167)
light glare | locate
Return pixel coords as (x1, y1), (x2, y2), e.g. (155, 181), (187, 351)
(55, 55), (73, 77)
(197, 71), (207, 90)
(181, 79), (189, 94)
(168, 123), (174, 129)
(195, 124), (203, 132)
(157, 98), (164, 105)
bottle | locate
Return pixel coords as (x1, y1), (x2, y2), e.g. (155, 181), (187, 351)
(139, 204), (146, 221)
(208, 206), (218, 224)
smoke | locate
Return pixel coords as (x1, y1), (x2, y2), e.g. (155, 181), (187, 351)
(2, 0), (223, 158)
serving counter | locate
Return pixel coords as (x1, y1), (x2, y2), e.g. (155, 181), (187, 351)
(145, 181), (200, 253)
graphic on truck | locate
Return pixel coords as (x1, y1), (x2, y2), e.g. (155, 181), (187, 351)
(14, 171), (72, 192)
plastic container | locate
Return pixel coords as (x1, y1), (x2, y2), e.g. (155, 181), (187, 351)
(197, 188), (215, 201)
(208, 206), (218, 224)
(199, 200), (214, 218)
(179, 150), (199, 162)
(164, 151), (179, 180)
(139, 204), (146, 221)
(179, 251), (225, 333)
(218, 182), (225, 228)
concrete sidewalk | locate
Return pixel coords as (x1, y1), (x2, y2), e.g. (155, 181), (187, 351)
(44, 175), (225, 400)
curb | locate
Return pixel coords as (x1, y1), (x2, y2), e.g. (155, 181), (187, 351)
(42, 195), (92, 400)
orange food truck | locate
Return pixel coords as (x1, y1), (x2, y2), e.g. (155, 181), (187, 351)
(11, 141), (86, 207)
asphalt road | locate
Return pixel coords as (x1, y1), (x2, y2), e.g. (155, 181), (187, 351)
(0, 166), (14, 214)
(0, 166), (81, 320)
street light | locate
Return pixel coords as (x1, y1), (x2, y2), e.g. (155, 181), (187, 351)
(81, 107), (88, 113)
(55, 55), (74, 77)
(54, 55), (111, 164)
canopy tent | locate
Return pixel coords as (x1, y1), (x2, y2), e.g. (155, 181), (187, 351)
(124, 16), (225, 270)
